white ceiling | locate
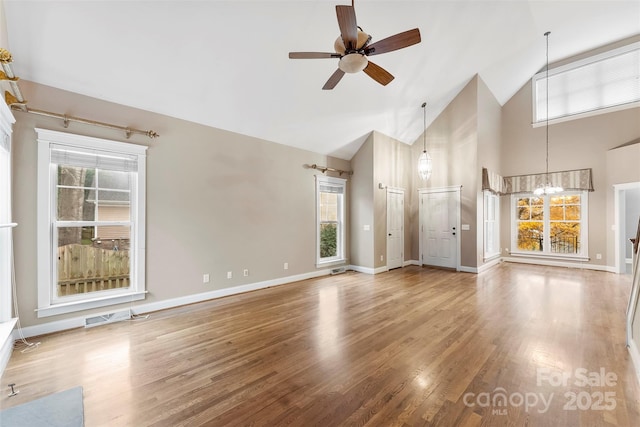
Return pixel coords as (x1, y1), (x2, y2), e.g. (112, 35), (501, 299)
(4, 1), (640, 159)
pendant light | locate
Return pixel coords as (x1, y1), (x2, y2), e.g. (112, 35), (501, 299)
(417, 102), (432, 181)
(534, 31), (563, 196)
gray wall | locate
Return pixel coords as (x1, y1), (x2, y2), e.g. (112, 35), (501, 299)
(13, 80), (350, 328)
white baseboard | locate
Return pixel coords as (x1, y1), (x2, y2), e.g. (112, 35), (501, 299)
(349, 265), (390, 275)
(503, 256), (614, 272)
(16, 269), (334, 339)
(478, 257), (503, 273)
(458, 266), (478, 273)
(403, 260), (421, 267)
(629, 338), (640, 387)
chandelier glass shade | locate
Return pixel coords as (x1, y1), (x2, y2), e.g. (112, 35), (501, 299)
(418, 102), (432, 181)
(418, 150), (432, 181)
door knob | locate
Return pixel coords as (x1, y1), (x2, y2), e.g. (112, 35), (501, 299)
(388, 233), (392, 236)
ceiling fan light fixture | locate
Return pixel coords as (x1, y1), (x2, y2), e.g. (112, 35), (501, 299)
(339, 53), (368, 73)
(334, 29), (370, 55)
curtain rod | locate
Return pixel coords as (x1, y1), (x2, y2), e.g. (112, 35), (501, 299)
(11, 106), (159, 139)
(308, 164), (353, 176)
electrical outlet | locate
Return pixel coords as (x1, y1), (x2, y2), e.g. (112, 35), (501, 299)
(380, 255), (384, 261)
(243, 269), (249, 277)
(284, 262), (289, 270)
(227, 271), (233, 279)
(596, 253), (602, 260)
(203, 274), (210, 284)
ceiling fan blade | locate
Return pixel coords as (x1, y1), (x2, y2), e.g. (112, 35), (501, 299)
(289, 52), (341, 59)
(322, 69), (346, 90)
(365, 28), (421, 56)
(336, 5), (358, 51)
(363, 61), (394, 86)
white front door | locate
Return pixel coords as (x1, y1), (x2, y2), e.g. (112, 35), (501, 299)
(420, 188), (460, 269)
(386, 188), (404, 270)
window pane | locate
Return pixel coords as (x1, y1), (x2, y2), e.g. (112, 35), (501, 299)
(320, 192), (338, 222)
(57, 187), (88, 221)
(550, 206), (564, 220)
(531, 206), (544, 220)
(517, 222), (544, 251)
(320, 223), (337, 258)
(97, 169), (131, 190)
(57, 226), (130, 297)
(518, 206), (530, 220)
(565, 205), (580, 220)
(564, 195), (581, 204)
(57, 166), (95, 221)
(550, 223), (580, 254)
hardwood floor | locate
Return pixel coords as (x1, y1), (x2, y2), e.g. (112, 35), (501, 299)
(2, 263), (639, 426)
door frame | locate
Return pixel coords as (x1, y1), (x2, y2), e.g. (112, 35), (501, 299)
(386, 187), (405, 270)
(614, 182), (640, 274)
(419, 186), (462, 271)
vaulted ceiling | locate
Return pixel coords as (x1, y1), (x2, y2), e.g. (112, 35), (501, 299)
(3, 1), (639, 159)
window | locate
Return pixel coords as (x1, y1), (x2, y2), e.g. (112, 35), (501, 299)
(483, 191), (500, 260)
(532, 41), (640, 124)
(511, 192), (588, 259)
(316, 176), (346, 266)
(37, 129), (147, 317)
(0, 107), (15, 325)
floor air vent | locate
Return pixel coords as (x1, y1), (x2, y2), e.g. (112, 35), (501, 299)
(85, 309), (132, 328)
(330, 267), (347, 275)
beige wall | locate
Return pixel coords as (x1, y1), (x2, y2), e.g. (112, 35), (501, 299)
(501, 78), (640, 268)
(13, 80), (350, 328)
(476, 78), (503, 266)
(373, 132), (413, 269)
(349, 131), (413, 270)
(410, 77), (480, 268)
(349, 134), (374, 268)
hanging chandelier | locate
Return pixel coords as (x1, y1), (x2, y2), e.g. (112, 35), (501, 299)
(417, 102), (432, 181)
(534, 31), (563, 196)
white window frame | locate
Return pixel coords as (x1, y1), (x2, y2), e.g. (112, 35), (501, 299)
(315, 175), (346, 267)
(483, 191), (500, 261)
(510, 191), (589, 261)
(36, 129), (147, 317)
(532, 41), (640, 126)
(0, 102), (16, 326)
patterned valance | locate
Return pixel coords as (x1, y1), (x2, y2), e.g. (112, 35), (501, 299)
(504, 168), (594, 195)
(482, 167), (507, 195)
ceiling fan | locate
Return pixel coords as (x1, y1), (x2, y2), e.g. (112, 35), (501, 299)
(289, 1), (421, 90)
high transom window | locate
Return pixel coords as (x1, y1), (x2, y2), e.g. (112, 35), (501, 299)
(532, 41), (640, 124)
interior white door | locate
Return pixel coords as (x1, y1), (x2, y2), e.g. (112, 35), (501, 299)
(386, 189), (404, 270)
(420, 189), (459, 269)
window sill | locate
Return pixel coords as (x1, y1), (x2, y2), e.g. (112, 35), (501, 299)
(36, 291), (146, 318)
(0, 318), (18, 348)
(509, 251), (589, 262)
